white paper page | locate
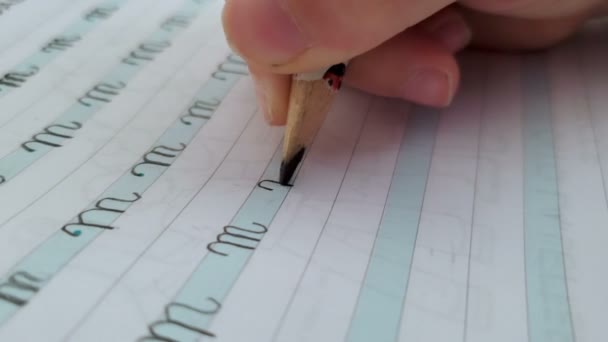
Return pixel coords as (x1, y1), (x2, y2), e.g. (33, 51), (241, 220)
(0, 0), (74, 48)
(0, 2), (607, 342)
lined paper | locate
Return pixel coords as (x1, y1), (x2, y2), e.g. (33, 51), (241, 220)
(0, 1), (607, 341)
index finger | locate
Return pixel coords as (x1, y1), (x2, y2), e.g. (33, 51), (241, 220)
(222, 0), (454, 73)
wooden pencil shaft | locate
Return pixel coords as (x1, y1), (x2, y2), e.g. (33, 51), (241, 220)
(279, 63), (347, 185)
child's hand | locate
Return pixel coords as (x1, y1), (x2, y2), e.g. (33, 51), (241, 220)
(222, 0), (607, 125)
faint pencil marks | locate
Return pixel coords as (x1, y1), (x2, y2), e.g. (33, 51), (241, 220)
(21, 121), (83, 152)
(0, 0), (25, 16)
(160, 14), (192, 32)
(180, 99), (220, 125)
(131, 143), (186, 177)
(61, 192), (142, 237)
(84, 5), (118, 21)
(78, 81), (126, 107)
(207, 222), (268, 257)
(140, 298), (220, 341)
(0, 271), (45, 307)
(41, 35), (81, 53)
(0, 65), (39, 89)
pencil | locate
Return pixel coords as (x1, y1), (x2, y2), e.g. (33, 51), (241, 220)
(279, 63), (347, 185)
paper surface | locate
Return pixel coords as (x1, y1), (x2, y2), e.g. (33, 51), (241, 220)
(0, 1), (607, 341)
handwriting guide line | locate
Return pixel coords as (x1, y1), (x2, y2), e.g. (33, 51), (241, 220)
(553, 34), (608, 342)
(251, 100), (402, 342)
(0, 42), (235, 279)
(0, 0), (168, 131)
(458, 54), (488, 342)
(345, 105), (440, 342)
(461, 55), (529, 342)
(0, 0), (208, 185)
(62, 92), (260, 342)
(579, 32), (608, 214)
(397, 54), (485, 341)
(0, 0), (127, 98)
(0, 40), (229, 232)
(0, 50), (246, 326)
(270, 103), (374, 342)
(141, 87), (370, 341)
(60, 86), (366, 341)
(140, 144), (292, 341)
(522, 53), (574, 342)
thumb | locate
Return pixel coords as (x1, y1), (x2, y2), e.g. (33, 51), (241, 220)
(222, 0), (454, 74)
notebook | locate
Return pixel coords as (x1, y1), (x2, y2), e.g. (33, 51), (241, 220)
(0, 0), (606, 341)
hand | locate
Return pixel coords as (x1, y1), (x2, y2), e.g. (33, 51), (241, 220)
(222, 0), (607, 125)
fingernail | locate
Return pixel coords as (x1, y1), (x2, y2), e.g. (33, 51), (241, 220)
(263, 1), (310, 64)
(251, 73), (272, 123)
(224, 0), (309, 66)
(424, 12), (472, 52)
(401, 68), (454, 106)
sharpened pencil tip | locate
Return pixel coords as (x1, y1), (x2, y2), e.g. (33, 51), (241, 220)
(279, 148), (306, 186)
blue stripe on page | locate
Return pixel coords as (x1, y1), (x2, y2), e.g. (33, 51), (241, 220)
(0, 0), (207, 185)
(522, 54), (574, 342)
(141, 147), (291, 341)
(0, 0), (128, 97)
(0, 56), (247, 329)
(346, 106), (439, 342)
